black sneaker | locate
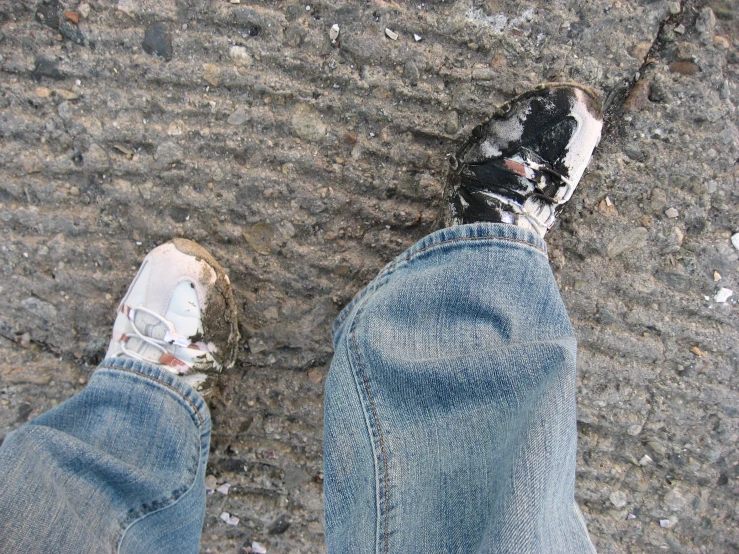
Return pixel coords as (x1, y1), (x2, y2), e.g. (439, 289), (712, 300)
(444, 83), (603, 237)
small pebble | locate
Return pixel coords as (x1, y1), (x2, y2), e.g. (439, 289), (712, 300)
(414, 33), (422, 41)
(624, 79), (650, 111)
(660, 519), (672, 528)
(668, 1), (681, 15)
(385, 28), (398, 40)
(55, 89), (79, 100)
(229, 46), (253, 66)
(639, 454), (653, 466)
(329, 23), (339, 42)
(251, 542), (267, 554)
(714, 271), (722, 281)
(696, 7), (717, 40)
(16, 332), (32, 349)
(609, 490), (628, 509)
(220, 512), (239, 526)
(228, 107), (248, 126)
(64, 11), (80, 25)
(215, 483), (231, 495)
(713, 35), (730, 49)
(714, 288), (733, 303)
(203, 63), (221, 87)
(405, 60), (420, 85)
(731, 232), (739, 251)
(445, 110), (459, 134)
(268, 515), (291, 535)
(142, 22), (173, 61)
(58, 101), (71, 121)
(669, 60), (700, 75)
(674, 24), (685, 34)
(664, 207), (679, 218)
(155, 141), (183, 165)
(78, 3), (91, 18)
(204, 475), (217, 490)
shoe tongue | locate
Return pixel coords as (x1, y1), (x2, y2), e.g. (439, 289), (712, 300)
(165, 312), (201, 341)
(164, 280), (202, 339)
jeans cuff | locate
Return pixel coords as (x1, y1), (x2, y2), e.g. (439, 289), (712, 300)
(96, 357), (209, 427)
(331, 222), (548, 344)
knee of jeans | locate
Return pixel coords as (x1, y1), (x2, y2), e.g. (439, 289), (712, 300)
(350, 280), (574, 369)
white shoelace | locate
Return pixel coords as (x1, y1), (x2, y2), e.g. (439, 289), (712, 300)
(115, 306), (195, 374)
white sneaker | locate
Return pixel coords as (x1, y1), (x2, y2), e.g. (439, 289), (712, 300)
(105, 239), (239, 387)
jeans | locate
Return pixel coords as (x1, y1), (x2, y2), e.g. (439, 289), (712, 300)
(0, 223), (595, 554)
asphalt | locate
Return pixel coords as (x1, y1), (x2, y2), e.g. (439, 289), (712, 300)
(1, 1), (738, 552)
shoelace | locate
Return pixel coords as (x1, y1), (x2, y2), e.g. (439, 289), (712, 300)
(115, 306), (197, 373)
(463, 147), (574, 232)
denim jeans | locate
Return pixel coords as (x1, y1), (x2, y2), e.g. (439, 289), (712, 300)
(0, 223), (594, 553)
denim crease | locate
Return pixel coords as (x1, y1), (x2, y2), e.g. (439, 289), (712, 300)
(324, 222), (595, 554)
(0, 357), (210, 554)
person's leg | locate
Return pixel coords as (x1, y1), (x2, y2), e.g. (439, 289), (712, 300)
(0, 239), (239, 554)
(0, 358), (210, 554)
(323, 84), (602, 553)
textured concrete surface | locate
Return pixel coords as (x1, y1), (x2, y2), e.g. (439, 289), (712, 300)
(1, 0), (738, 552)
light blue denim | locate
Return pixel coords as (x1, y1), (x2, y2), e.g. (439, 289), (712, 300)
(0, 358), (210, 554)
(0, 223), (594, 554)
(324, 223), (595, 554)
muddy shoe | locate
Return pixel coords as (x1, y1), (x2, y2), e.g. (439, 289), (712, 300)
(105, 238), (239, 388)
(444, 82), (603, 237)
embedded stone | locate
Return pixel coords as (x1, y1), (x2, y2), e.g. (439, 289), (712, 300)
(142, 22), (173, 61)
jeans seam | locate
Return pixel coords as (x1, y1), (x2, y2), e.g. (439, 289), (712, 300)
(112, 468), (197, 554)
(110, 418), (206, 553)
(334, 235), (545, 333)
(349, 306), (391, 554)
(97, 366), (204, 427)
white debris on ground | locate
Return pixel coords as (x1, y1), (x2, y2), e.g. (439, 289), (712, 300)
(219, 512), (239, 526)
(664, 207), (679, 218)
(215, 483), (231, 495)
(714, 288), (733, 303)
(731, 232), (739, 251)
(251, 541), (268, 553)
(329, 24), (339, 42)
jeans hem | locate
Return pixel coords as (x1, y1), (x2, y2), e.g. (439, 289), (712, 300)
(96, 357), (208, 427)
(331, 222), (547, 347)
